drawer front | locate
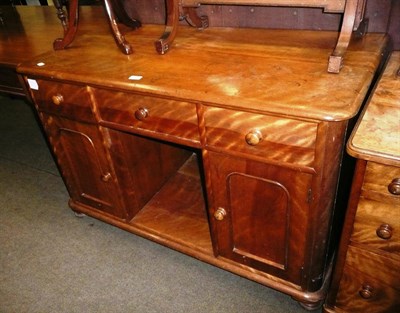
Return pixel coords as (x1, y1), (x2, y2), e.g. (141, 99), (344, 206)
(30, 79), (95, 123)
(352, 198), (400, 255)
(335, 246), (400, 313)
(344, 246), (400, 289)
(94, 89), (200, 143)
(204, 106), (317, 166)
(362, 162), (400, 203)
(336, 265), (400, 313)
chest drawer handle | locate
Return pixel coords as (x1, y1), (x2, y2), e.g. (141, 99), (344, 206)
(245, 129), (263, 146)
(52, 94), (64, 106)
(388, 178), (400, 195)
(359, 284), (374, 299)
(134, 107), (149, 121)
(376, 223), (393, 240)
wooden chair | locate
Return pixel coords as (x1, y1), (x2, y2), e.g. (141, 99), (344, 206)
(155, 0), (368, 73)
(52, 0), (141, 55)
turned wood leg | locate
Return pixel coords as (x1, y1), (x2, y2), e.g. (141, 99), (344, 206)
(155, 0), (179, 54)
(53, 0), (67, 31)
(53, 0), (79, 50)
(103, 0), (134, 55)
(327, 0), (359, 73)
(183, 7), (209, 29)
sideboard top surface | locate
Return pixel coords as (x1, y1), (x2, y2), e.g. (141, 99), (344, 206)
(16, 7), (388, 122)
(347, 51), (400, 166)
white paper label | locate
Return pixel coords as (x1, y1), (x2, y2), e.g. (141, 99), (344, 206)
(27, 78), (39, 90)
(128, 75), (143, 81)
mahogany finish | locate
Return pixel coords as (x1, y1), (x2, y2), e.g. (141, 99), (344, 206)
(323, 52), (400, 313)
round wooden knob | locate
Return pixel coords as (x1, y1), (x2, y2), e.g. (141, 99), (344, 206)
(359, 284), (374, 299)
(101, 172), (112, 182)
(376, 223), (393, 240)
(134, 107), (149, 121)
(388, 178), (400, 195)
(245, 129), (263, 146)
(214, 207), (227, 221)
(52, 94), (64, 105)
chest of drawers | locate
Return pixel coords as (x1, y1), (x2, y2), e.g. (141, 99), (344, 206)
(324, 51), (400, 313)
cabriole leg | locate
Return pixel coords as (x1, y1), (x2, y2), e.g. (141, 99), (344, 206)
(155, 0), (179, 54)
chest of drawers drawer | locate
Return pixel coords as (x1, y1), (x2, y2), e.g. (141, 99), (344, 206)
(93, 89), (200, 144)
(30, 80), (95, 123)
(203, 106), (317, 166)
(352, 198), (400, 254)
(362, 162), (400, 202)
(336, 246), (400, 313)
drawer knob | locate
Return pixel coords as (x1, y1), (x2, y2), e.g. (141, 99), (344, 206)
(245, 129), (263, 146)
(52, 94), (64, 105)
(376, 223), (393, 240)
(359, 284), (374, 299)
(388, 178), (400, 195)
(214, 207), (227, 221)
(101, 172), (112, 182)
(134, 107), (149, 121)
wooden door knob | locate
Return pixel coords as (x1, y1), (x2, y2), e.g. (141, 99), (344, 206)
(388, 178), (400, 195)
(245, 129), (263, 146)
(214, 207), (227, 221)
(52, 94), (64, 105)
(376, 223), (393, 239)
(359, 284), (374, 299)
(134, 107), (149, 121)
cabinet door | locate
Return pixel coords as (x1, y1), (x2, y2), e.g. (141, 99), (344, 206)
(207, 151), (313, 285)
(41, 113), (127, 219)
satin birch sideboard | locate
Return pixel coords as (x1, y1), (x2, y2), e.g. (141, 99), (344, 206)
(17, 14), (388, 309)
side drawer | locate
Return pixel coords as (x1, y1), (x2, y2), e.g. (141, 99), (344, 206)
(29, 79), (95, 123)
(203, 106), (317, 166)
(335, 246), (400, 313)
(362, 162), (400, 203)
(351, 198), (400, 255)
(93, 89), (200, 144)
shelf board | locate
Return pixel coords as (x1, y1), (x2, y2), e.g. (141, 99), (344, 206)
(130, 154), (213, 254)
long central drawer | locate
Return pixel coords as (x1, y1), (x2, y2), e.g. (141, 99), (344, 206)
(93, 89), (200, 145)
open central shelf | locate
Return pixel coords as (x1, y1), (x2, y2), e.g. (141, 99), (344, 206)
(130, 154), (214, 254)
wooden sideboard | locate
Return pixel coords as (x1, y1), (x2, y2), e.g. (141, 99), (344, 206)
(323, 51), (400, 313)
(15, 7), (389, 309)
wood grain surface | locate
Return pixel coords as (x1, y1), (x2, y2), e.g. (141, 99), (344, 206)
(348, 51), (400, 166)
(17, 17), (388, 122)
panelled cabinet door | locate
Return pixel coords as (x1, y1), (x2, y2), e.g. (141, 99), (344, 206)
(207, 151), (312, 285)
(41, 113), (127, 219)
